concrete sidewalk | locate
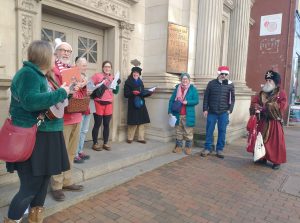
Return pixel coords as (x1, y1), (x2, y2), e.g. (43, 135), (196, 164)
(44, 126), (300, 223)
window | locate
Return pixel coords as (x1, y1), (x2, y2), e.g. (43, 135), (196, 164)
(78, 36), (97, 63)
(41, 28), (66, 42)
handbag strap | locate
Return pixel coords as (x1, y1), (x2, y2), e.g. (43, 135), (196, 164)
(10, 92), (45, 127)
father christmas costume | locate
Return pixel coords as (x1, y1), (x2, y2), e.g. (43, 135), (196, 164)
(249, 70), (287, 169)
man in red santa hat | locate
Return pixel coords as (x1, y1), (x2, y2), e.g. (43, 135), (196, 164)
(201, 66), (235, 159)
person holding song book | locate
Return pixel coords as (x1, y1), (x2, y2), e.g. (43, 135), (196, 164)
(4, 40), (70, 223)
(90, 60), (121, 151)
(50, 38), (84, 202)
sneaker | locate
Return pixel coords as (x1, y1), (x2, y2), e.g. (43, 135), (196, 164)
(92, 143), (102, 151)
(200, 149), (210, 157)
(74, 156), (84, 164)
(216, 150), (224, 159)
(79, 152), (90, 160)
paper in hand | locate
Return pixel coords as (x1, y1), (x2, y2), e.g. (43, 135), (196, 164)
(148, 86), (157, 92)
(168, 114), (177, 127)
(110, 71), (120, 90)
(87, 80), (105, 92)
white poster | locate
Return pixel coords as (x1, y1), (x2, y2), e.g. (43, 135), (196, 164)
(260, 13), (282, 36)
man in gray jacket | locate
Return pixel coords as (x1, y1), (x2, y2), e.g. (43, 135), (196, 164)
(201, 66), (235, 158)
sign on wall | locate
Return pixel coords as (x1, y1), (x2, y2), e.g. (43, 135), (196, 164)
(260, 13), (282, 36)
(167, 23), (189, 74)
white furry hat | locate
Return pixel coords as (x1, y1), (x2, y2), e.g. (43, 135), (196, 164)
(54, 38), (72, 51)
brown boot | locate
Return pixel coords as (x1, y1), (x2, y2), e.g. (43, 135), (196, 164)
(92, 143), (102, 151)
(28, 206), (44, 223)
(172, 146), (182, 153)
(185, 147), (192, 155)
(3, 217), (20, 223)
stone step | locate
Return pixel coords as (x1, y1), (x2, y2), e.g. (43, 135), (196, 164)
(0, 140), (199, 219)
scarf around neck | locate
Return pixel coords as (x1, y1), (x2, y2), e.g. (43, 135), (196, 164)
(175, 83), (190, 102)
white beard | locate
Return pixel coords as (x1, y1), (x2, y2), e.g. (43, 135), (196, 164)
(262, 82), (275, 93)
(57, 56), (70, 65)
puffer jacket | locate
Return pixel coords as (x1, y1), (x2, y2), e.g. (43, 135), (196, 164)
(203, 79), (235, 114)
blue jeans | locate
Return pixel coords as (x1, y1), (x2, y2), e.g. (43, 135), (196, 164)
(204, 112), (229, 152)
(76, 114), (91, 155)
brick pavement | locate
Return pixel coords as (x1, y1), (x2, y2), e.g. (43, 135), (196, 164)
(45, 127), (300, 223)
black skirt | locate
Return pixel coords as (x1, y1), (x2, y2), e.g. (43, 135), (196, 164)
(6, 131), (70, 176)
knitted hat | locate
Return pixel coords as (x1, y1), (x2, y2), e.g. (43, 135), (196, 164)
(54, 38), (72, 51)
(265, 70), (281, 86)
(180, 72), (190, 80)
(217, 66), (230, 75)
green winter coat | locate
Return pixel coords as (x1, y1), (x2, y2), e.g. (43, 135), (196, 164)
(168, 84), (199, 127)
(9, 61), (68, 131)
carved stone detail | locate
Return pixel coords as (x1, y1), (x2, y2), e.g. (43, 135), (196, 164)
(16, 0), (39, 13)
(119, 21), (134, 39)
(63, 0), (130, 21)
(21, 15), (33, 61)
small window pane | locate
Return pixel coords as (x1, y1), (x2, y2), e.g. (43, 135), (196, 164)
(78, 36), (97, 64)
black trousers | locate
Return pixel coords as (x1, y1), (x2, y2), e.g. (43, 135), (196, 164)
(92, 114), (112, 144)
(8, 170), (50, 220)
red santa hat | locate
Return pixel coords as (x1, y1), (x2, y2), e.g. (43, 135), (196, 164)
(217, 66), (230, 75)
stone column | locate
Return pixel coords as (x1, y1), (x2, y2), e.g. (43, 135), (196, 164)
(115, 21), (134, 141)
(16, 0), (42, 69)
(227, 0), (252, 84)
(194, 0), (223, 84)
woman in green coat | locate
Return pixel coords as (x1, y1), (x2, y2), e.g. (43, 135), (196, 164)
(4, 40), (70, 223)
(168, 73), (199, 155)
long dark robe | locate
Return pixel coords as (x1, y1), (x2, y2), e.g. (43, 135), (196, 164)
(250, 87), (287, 164)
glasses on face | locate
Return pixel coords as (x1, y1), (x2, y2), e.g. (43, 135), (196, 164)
(103, 65), (111, 68)
(220, 73), (228, 76)
(58, 48), (72, 54)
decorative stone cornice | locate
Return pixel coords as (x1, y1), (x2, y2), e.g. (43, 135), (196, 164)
(122, 0), (139, 5)
(62, 0), (130, 21)
(119, 21), (134, 31)
(16, 0), (39, 14)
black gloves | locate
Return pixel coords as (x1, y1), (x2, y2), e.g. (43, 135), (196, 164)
(117, 79), (121, 85)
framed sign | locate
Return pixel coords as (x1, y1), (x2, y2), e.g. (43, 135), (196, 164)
(166, 23), (189, 74)
(260, 13), (282, 36)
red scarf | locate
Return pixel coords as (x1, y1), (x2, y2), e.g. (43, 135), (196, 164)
(175, 83), (190, 102)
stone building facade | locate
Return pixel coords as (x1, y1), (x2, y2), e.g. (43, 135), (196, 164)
(0, 0), (255, 172)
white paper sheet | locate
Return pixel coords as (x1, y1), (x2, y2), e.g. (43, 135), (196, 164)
(147, 86), (157, 92)
(87, 80), (105, 92)
(89, 99), (96, 113)
(168, 114), (177, 127)
(110, 71), (120, 90)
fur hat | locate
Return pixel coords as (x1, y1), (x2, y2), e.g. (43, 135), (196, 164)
(54, 38), (72, 51)
(131, 66), (142, 75)
(180, 72), (190, 80)
(265, 70), (281, 86)
(130, 59), (142, 75)
(217, 66), (230, 75)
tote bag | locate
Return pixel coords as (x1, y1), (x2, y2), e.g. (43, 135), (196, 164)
(253, 132), (266, 162)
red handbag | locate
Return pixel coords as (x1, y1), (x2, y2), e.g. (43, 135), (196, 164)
(246, 115), (258, 153)
(0, 118), (37, 162)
